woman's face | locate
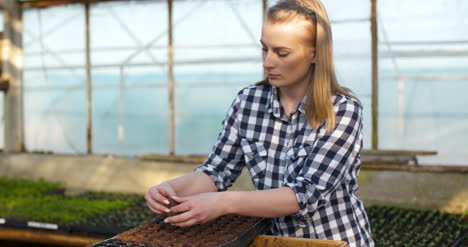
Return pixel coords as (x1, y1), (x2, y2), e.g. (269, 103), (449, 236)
(261, 18), (315, 90)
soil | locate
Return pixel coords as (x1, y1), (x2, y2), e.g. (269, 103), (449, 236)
(115, 214), (262, 247)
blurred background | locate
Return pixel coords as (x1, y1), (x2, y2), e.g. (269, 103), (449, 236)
(1, 0), (467, 166)
(0, 1), (467, 246)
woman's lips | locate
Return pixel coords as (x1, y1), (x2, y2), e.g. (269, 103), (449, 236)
(268, 73), (281, 79)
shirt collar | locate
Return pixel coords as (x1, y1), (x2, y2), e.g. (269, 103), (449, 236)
(267, 86), (306, 118)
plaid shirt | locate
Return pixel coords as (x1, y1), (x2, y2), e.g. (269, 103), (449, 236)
(196, 84), (374, 247)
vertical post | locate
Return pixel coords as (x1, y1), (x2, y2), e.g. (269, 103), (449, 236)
(2, 0), (24, 152)
(85, 3), (93, 154)
(262, 0), (268, 78)
(371, 0), (379, 149)
(168, 0), (175, 155)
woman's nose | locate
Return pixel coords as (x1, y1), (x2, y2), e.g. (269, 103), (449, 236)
(263, 52), (275, 70)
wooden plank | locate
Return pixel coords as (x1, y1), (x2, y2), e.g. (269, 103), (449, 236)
(362, 163), (468, 173)
(140, 154), (468, 173)
(362, 149), (437, 156)
(249, 235), (347, 247)
(141, 154), (206, 164)
(140, 149), (437, 164)
(0, 228), (105, 247)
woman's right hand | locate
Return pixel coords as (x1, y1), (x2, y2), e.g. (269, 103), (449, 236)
(145, 182), (177, 214)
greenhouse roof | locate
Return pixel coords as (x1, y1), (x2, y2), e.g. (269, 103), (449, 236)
(19, 0), (157, 9)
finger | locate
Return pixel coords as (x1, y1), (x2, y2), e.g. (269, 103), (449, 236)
(160, 183), (177, 198)
(146, 201), (163, 214)
(173, 218), (200, 228)
(165, 211), (195, 224)
(169, 201), (192, 214)
(149, 191), (171, 206)
(145, 199), (166, 214)
(145, 193), (170, 213)
(171, 196), (191, 204)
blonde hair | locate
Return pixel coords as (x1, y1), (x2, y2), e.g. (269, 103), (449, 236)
(257, 0), (359, 132)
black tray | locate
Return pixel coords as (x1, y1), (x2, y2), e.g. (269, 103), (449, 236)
(1, 217), (70, 233)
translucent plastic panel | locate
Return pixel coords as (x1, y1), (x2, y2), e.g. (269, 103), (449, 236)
(327, 16), (372, 149)
(24, 70), (87, 154)
(173, 0), (263, 155)
(91, 0), (169, 155)
(23, 6), (85, 66)
(378, 0), (468, 165)
(0, 12), (3, 31)
(23, 5), (87, 154)
(91, 1), (168, 66)
(92, 69), (169, 156)
(0, 94), (3, 149)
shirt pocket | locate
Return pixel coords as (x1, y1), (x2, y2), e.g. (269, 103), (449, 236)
(284, 144), (313, 179)
(240, 139), (268, 180)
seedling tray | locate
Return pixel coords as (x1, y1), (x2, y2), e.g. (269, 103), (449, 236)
(88, 215), (267, 247)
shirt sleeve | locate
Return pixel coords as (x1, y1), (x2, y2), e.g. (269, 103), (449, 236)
(194, 92), (245, 191)
(283, 98), (363, 223)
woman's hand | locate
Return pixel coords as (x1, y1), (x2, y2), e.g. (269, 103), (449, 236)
(164, 192), (229, 227)
(145, 182), (177, 214)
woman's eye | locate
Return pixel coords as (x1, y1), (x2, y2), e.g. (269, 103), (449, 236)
(278, 52), (289, 57)
(261, 47), (267, 52)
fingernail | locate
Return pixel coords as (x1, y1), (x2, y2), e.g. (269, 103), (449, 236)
(164, 200), (170, 205)
(171, 196), (178, 199)
(164, 218), (168, 223)
(165, 208), (170, 213)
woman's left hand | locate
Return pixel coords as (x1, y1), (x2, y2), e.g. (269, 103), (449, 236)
(164, 192), (229, 227)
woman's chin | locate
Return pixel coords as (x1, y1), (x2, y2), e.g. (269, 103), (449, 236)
(267, 80), (284, 87)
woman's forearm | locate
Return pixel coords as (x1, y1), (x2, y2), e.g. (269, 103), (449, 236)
(167, 171), (218, 197)
(223, 187), (300, 218)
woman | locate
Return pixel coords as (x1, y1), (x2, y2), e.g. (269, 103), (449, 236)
(145, 0), (374, 246)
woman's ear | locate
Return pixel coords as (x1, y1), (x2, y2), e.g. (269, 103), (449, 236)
(309, 48), (316, 64)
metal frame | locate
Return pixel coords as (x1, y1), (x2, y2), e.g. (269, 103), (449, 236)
(1, 0), (25, 152)
(371, 0), (378, 150)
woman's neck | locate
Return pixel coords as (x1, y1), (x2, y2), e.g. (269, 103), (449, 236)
(278, 82), (308, 117)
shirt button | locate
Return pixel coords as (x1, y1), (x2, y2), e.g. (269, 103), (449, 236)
(285, 141), (291, 147)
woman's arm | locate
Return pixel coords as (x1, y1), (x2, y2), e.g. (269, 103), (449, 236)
(166, 187), (300, 227)
(168, 170), (218, 197)
(224, 187), (300, 217)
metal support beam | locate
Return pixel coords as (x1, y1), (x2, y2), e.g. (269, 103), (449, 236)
(371, 0), (378, 149)
(2, 0), (25, 152)
(168, 0), (175, 155)
(262, 0), (268, 17)
(85, 3), (93, 154)
(0, 78), (9, 91)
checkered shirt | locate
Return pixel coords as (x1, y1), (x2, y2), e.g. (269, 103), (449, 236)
(195, 84), (375, 247)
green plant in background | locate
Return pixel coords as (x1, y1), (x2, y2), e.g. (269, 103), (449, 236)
(78, 200), (154, 229)
(1, 196), (131, 224)
(367, 205), (467, 247)
(75, 191), (143, 203)
(0, 176), (62, 198)
(0, 177), (134, 224)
